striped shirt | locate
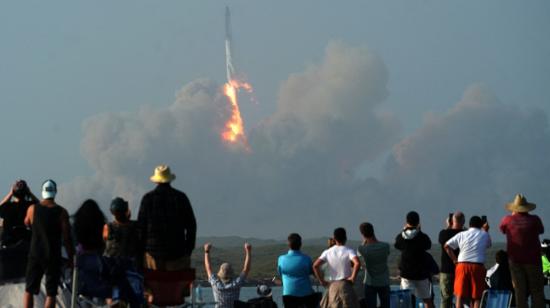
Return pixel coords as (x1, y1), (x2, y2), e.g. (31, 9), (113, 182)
(209, 273), (246, 308)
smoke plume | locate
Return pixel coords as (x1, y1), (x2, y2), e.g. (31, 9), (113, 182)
(61, 42), (549, 240)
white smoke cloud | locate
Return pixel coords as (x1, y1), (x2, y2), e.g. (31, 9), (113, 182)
(376, 83), (550, 239)
(60, 42), (400, 238)
(60, 42), (549, 241)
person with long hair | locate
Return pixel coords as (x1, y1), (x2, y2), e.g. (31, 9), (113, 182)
(73, 199), (106, 253)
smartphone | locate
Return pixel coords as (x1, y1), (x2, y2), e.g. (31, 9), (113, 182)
(448, 213), (453, 224)
(481, 215), (487, 224)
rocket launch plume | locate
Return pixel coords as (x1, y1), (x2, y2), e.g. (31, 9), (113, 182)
(222, 6), (253, 146)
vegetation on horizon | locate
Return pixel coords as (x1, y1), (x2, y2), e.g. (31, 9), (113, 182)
(192, 237), (506, 281)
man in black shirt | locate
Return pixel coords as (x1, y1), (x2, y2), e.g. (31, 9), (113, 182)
(394, 211), (434, 308)
(438, 212), (465, 308)
(0, 180), (38, 246)
(138, 165), (197, 270)
(23, 179), (74, 308)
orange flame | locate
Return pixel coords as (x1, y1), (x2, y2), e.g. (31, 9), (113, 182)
(221, 79), (253, 145)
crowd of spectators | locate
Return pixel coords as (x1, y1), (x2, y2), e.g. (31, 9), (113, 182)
(0, 165), (547, 308)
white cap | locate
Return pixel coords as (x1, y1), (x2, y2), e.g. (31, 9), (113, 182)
(42, 179), (57, 199)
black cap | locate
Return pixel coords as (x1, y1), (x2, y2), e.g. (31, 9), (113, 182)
(110, 197), (128, 213)
(406, 211), (420, 226)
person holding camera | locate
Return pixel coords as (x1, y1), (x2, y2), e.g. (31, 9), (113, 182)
(438, 212), (465, 308)
(394, 211), (434, 308)
(444, 216), (491, 308)
(0, 180), (38, 247)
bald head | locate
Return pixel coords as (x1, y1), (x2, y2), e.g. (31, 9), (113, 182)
(452, 211), (465, 229)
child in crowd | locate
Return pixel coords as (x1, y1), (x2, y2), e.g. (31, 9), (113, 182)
(103, 197), (140, 262)
(102, 197), (143, 306)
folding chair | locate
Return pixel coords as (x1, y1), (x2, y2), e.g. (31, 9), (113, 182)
(143, 268), (196, 307)
(70, 253), (113, 308)
(389, 289), (413, 308)
(480, 289), (512, 308)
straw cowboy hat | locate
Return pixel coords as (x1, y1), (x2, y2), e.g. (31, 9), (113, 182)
(506, 194), (536, 213)
(150, 165), (176, 183)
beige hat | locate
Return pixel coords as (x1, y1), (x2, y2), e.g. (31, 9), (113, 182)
(150, 165), (176, 183)
(217, 263), (234, 283)
(506, 194), (536, 213)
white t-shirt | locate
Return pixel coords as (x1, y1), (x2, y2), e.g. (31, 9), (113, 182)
(319, 245), (357, 281)
(446, 227), (491, 263)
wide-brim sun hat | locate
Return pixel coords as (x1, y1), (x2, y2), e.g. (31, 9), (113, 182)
(150, 165), (176, 183)
(217, 263), (234, 284)
(506, 194), (536, 213)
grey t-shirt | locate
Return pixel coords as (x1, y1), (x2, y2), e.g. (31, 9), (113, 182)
(357, 241), (390, 287)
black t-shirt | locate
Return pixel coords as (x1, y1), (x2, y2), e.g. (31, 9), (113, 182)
(438, 228), (463, 274)
(0, 200), (32, 245)
(29, 203), (63, 262)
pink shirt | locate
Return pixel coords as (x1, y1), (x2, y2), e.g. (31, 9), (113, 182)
(499, 213), (544, 265)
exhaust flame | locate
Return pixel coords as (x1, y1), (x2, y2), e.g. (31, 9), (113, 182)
(221, 79), (253, 145)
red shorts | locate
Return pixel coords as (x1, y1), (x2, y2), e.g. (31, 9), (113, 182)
(454, 262), (487, 299)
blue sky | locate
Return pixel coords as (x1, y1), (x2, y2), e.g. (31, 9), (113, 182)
(1, 1), (549, 238)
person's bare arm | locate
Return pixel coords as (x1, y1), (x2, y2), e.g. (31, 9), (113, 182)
(444, 244), (458, 264)
(60, 209), (75, 267)
(348, 256), (361, 283)
(24, 205), (34, 226)
(204, 243), (213, 278)
(313, 258), (328, 287)
(102, 224), (109, 241)
(0, 187), (13, 206)
(242, 243), (252, 277)
(26, 189), (39, 204)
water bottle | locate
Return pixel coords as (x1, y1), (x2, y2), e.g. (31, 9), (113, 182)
(195, 285), (203, 302)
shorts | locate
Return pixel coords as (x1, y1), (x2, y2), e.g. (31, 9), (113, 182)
(25, 258), (61, 296)
(400, 278), (432, 300)
(283, 293), (320, 308)
(454, 262), (486, 299)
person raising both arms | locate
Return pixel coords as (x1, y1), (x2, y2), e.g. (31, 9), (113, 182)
(204, 242), (252, 308)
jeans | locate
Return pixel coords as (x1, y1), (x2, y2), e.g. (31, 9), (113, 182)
(439, 272), (454, 308)
(509, 263), (545, 308)
(364, 285), (390, 308)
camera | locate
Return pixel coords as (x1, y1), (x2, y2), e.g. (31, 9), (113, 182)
(481, 215), (487, 225)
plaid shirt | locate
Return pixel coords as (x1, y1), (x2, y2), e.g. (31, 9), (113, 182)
(138, 184), (196, 258)
(209, 273), (246, 308)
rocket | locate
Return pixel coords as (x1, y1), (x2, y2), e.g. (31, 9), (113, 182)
(225, 6), (236, 83)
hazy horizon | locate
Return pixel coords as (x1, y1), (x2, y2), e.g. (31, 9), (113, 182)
(1, 1), (549, 241)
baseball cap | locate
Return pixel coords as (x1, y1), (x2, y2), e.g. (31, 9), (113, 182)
(42, 179), (57, 199)
(110, 197), (129, 213)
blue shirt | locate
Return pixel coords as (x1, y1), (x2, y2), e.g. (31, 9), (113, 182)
(277, 250), (314, 297)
